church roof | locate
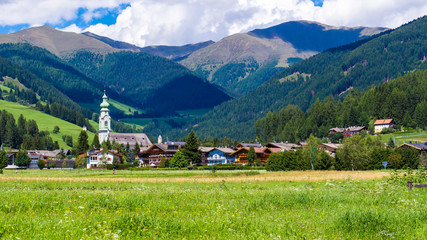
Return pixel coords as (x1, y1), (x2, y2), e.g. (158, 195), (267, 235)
(109, 133), (152, 147)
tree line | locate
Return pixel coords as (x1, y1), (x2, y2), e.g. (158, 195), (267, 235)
(256, 70), (427, 143)
(0, 110), (58, 150)
(266, 133), (422, 171)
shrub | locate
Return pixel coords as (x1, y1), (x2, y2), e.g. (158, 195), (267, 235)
(37, 159), (45, 170)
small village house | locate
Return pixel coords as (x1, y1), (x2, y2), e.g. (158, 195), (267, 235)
(265, 142), (301, 151)
(328, 126), (366, 136)
(206, 147), (235, 165)
(140, 141), (185, 167)
(395, 142), (427, 165)
(231, 147), (281, 165)
(86, 149), (122, 168)
(374, 119), (394, 134)
(318, 143), (342, 158)
(233, 142), (262, 150)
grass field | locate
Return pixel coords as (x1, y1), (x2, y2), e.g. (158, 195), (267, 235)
(0, 170), (425, 239)
(0, 100), (97, 149)
(381, 129), (427, 146)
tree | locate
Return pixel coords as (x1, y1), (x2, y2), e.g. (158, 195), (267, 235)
(0, 150), (8, 174)
(62, 160), (67, 169)
(76, 130), (89, 153)
(91, 135), (101, 149)
(182, 130), (201, 164)
(75, 157), (86, 170)
(15, 150), (31, 168)
(170, 151), (187, 169)
(387, 137), (395, 148)
(53, 126), (60, 134)
(247, 146), (256, 166)
(37, 159), (45, 170)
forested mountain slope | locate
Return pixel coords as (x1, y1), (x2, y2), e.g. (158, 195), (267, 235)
(180, 21), (386, 95)
(146, 16), (426, 140)
(66, 51), (231, 115)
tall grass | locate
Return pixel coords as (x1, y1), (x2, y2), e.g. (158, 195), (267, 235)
(0, 174), (426, 239)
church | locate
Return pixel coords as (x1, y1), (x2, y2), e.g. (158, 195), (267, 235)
(98, 92), (152, 148)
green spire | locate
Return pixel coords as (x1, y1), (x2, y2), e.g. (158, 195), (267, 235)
(100, 91), (110, 110)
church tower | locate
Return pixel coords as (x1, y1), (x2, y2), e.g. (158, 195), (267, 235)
(98, 91), (111, 144)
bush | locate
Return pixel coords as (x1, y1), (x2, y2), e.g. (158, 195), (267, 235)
(48, 161), (56, 169)
(37, 159), (45, 170)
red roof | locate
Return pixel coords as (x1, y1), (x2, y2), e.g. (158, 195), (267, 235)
(374, 119), (393, 125)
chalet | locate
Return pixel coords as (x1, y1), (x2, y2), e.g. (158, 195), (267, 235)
(230, 147), (281, 165)
(140, 142), (185, 167)
(374, 119), (394, 134)
(207, 148), (235, 165)
(318, 143), (342, 157)
(395, 142), (427, 165)
(233, 142), (262, 150)
(199, 147), (214, 165)
(328, 126), (366, 136)
(86, 149), (122, 168)
(265, 142), (301, 151)
(5, 152), (18, 169)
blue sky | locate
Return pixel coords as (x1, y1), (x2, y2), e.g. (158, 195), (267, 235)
(0, 0), (425, 47)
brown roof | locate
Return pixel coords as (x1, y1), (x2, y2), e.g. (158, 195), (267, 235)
(374, 119), (393, 125)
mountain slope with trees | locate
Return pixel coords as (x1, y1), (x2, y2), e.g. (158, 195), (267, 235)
(147, 16), (426, 140)
(180, 20), (386, 95)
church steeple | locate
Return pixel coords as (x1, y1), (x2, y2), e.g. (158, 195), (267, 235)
(98, 91), (111, 144)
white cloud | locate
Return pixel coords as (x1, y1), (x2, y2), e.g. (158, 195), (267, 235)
(0, 0), (426, 47)
(82, 0), (427, 47)
(59, 24), (83, 33)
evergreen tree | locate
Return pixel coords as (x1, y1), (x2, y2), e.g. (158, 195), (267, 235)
(247, 146), (256, 166)
(182, 130), (201, 164)
(76, 130), (89, 153)
(387, 137), (395, 149)
(0, 150), (8, 174)
(91, 135), (101, 149)
(15, 150), (31, 167)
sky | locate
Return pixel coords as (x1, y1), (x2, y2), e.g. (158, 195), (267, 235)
(0, 0), (425, 47)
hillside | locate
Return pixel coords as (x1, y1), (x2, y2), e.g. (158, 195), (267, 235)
(0, 25), (119, 57)
(82, 32), (214, 61)
(66, 50), (231, 115)
(144, 16), (427, 140)
(0, 100), (97, 149)
(180, 21), (386, 95)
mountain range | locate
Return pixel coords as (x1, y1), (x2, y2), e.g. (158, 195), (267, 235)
(143, 16), (427, 140)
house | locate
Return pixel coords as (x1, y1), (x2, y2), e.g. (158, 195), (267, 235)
(86, 149), (122, 168)
(140, 142), (185, 167)
(265, 142), (301, 151)
(230, 147), (281, 165)
(395, 142), (427, 165)
(233, 142), (262, 150)
(5, 152), (18, 169)
(207, 148), (235, 166)
(318, 143), (342, 157)
(199, 147), (214, 165)
(328, 126), (366, 136)
(374, 119), (394, 134)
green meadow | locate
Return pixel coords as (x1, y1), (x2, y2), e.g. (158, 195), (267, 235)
(0, 100), (98, 149)
(381, 129), (427, 146)
(0, 170), (426, 239)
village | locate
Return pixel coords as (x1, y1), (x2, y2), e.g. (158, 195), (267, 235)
(3, 93), (426, 171)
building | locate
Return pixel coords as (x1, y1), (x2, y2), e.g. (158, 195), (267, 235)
(374, 119), (394, 134)
(233, 142), (262, 150)
(395, 142), (427, 165)
(265, 142), (301, 151)
(98, 93), (152, 148)
(328, 126), (366, 136)
(86, 149), (122, 168)
(230, 147), (281, 165)
(199, 147), (214, 165)
(207, 147), (235, 166)
(318, 143), (342, 157)
(140, 142), (185, 167)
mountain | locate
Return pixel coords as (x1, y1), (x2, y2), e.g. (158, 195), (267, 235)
(82, 32), (214, 61)
(66, 50), (231, 115)
(0, 25), (119, 57)
(0, 26), (231, 117)
(179, 21), (387, 95)
(144, 16), (427, 140)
